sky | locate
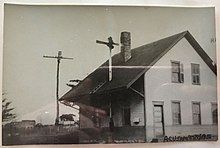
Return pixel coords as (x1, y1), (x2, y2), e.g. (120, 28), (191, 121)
(3, 5), (216, 124)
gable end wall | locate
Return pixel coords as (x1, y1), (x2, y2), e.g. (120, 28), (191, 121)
(144, 37), (217, 141)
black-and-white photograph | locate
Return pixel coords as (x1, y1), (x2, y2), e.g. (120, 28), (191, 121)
(2, 4), (217, 145)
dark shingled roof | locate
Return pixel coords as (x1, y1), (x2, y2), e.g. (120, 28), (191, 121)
(60, 31), (217, 102)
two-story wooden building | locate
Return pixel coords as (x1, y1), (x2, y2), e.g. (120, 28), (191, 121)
(60, 31), (217, 143)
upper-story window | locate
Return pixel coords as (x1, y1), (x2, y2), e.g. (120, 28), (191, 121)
(171, 61), (184, 83)
(191, 63), (200, 85)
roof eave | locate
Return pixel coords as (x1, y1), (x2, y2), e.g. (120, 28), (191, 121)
(59, 86), (127, 103)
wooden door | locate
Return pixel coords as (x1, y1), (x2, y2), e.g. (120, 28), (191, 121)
(153, 105), (165, 138)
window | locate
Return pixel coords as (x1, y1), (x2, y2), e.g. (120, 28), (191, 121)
(122, 108), (131, 126)
(211, 103), (218, 124)
(192, 102), (201, 125)
(93, 109), (101, 127)
(171, 61), (184, 83)
(191, 63), (200, 85)
(172, 101), (181, 125)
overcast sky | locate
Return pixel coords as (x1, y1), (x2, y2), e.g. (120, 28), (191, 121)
(3, 5), (216, 124)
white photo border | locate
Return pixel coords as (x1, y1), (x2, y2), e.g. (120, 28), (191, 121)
(0, 0), (219, 148)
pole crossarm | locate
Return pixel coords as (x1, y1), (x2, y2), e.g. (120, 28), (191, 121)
(60, 57), (74, 60)
(43, 55), (73, 60)
(96, 36), (119, 50)
(43, 55), (57, 59)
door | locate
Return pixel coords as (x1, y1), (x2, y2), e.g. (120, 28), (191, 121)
(122, 108), (131, 126)
(153, 105), (165, 138)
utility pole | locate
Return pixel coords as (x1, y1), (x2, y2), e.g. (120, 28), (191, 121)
(96, 37), (119, 142)
(43, 51), (73, 125)
(96, 37), (119, 81)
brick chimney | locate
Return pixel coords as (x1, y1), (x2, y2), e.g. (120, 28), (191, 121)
(120, 31), (131, 62)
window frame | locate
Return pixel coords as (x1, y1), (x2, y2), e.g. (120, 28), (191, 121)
(171, 61), (184, 83)
(93, 109), (101, 127)
(171, 101), (182, 125)
(191, 63), (200, 85)
(192, 101), (201, 125)
(211, 102), (218, 125)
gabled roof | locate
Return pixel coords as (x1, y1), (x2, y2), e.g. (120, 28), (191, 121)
(60, 31), (217, 102)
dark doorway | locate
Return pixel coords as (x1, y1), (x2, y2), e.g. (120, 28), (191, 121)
(123, 108), (131, 126)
